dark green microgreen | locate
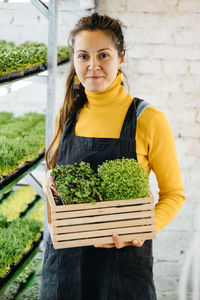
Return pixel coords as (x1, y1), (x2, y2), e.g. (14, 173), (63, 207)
(52, 162), (103, 204)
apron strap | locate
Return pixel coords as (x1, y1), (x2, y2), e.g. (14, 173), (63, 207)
(119, 97), (149, 139)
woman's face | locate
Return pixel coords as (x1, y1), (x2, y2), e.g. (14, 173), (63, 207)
(73, 30), (124, 92)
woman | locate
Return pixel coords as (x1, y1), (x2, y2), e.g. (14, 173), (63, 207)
(39, 13), (185, 300)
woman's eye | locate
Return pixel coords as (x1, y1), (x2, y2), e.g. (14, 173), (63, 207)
(78, 54), (88, 60)
(99, 53), (109, 59)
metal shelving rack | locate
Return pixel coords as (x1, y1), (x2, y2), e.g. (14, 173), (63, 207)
(0, 0), (59, 199)
(31, 0), (58, 150)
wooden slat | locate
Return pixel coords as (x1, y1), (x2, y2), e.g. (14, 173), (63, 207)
(53, 210), (155, 226)
(54, 225), (155, 242)
(53, 196), (153, 212)
(53, 232), (156, 249)
(53, 217), (155, 234)
(51, 203), (154, 220)
(46, 185), (56, 210)
(46, 185), (154, 212)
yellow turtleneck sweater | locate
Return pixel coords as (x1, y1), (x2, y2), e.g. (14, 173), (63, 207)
(75, 73), (185, 233)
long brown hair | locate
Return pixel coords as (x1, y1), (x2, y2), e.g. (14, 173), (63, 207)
(45, 13), (126, 170)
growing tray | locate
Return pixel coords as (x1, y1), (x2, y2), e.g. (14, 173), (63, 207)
(0, 151), (45, 195)
(45, 185), (155, 249)
(0, 232), (43, 289)
(0, 56), (69, 83)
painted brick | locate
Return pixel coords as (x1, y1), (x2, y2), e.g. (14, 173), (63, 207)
(98, 0), (126, 11)
(172, 124), (200, 139)
(126, 44), (154, 59)
(125, 27), (172, 45)
(58, 0), (81, 11)
(181, 77), (200, 93)
(127, 0), (178, 13)
(154, 261), (181, 278)
(125, 73), (182, 95)
(153, 45), (200, 60)
(177, 0), (200, 13)
(165, 202), (195, 231)
(165, 108), (197, 126)
(189, 61), (200, 75)
(122, 12), (200, 30)
(172, 28), (200, 46)
(132, 59), (162, 74)
(175, 138), (200, 158)
(163, 60), (188, 75)
(165, 93), (200, 109)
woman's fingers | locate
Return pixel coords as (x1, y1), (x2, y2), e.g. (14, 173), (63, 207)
(132, 239), (144, 247)
(94, 236), (145, 249)
(94, 243), (115, 248)
(50, 184), (59, 196)
(46, 172), (59, 196)
(112, 232), (125, 249)
(94, 233), (126, 249)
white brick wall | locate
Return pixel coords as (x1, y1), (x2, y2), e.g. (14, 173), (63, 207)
(0, 0), (200, 299)
(99, 1), (200, 298)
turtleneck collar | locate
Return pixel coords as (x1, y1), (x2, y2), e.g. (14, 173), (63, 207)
(85, 72), (132, 109)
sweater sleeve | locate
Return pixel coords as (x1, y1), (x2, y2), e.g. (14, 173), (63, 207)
(146, 110), (185, 233)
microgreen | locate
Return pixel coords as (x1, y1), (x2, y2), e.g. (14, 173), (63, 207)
(98, 158), (149, 200)
(52, 158), (149, 205)
(0, 40), (71, 76)
(0, 217), (42, 278)
(52, 162), (103, 204)
(0, 112), (45, 178)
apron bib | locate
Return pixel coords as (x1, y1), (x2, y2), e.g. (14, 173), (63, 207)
(39, 98), (157, 300)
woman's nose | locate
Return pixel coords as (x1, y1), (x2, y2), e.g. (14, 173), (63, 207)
(88, 57), (101, 70)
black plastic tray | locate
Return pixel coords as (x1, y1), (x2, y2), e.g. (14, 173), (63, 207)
(0, 190), (12, 205)
(0, 56), (69, 83)
(0, 151), (45, 195)
(20, 195), (41, 218)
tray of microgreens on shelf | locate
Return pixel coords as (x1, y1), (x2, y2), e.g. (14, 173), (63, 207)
(0, 186), (44, 286)
(0, 40), (70, 83)
(0, 112), (45, 194)
(45, 158), (155, 249)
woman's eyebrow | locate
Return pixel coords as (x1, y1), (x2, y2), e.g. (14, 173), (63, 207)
(76, 48), (112, 53)
(76, 50), (88, 53)
(97, 48), (112, 52)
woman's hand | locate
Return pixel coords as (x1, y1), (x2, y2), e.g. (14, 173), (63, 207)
(94, 232), (144, 249)
(46, 169), (59, 196)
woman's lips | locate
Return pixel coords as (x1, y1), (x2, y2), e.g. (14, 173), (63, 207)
(86, 76), (104, 79)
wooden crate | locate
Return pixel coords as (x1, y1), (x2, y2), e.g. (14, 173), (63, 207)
(45, 185), (155, 249)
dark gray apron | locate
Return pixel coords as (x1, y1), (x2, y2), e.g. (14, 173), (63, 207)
(39, 98), (157, 300)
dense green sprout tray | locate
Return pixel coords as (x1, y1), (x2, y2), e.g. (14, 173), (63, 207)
(0, 151), (44, 195)
(0, 235), (42, 289)
(0, 186), (41, 221)
(0, 258), (41, 299)
(0, 189), (44, 288)
(0, 214), (43, 283)
(0, 112), (45, 194)
(0, 40), (70, 83)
